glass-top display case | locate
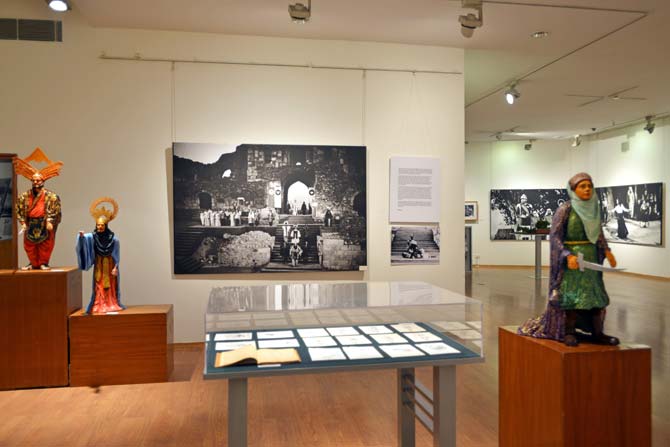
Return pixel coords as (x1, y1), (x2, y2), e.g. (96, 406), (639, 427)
(204, 281), (484, 379)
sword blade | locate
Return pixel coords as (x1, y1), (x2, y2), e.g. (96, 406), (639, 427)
(577, 252), (626, 273)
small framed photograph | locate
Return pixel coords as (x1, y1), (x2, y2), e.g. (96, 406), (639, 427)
(465, 201), (478, 223)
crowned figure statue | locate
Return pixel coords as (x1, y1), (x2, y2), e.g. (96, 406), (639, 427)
(14, 148), (63, 270)
(77, 197), (126, 314)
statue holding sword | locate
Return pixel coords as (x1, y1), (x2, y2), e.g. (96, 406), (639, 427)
(519, 172), (625, 347)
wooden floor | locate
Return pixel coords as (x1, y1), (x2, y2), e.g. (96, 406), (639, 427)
(0, 268), (667, 446)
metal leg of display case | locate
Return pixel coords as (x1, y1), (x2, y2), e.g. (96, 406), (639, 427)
(398, 366), (456, 447)
(433, 365), (456, 447)
(398, 368), (416, 447)
(528, 234), (548, 279)
(228, 377), (248, 447)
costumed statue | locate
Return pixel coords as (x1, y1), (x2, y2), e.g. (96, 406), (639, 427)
(519, 173), (620, 347)
(77, 197), (126, 314)
(13, 148), (63, 270)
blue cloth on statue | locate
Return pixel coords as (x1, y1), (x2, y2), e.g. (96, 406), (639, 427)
(76, 233), (124, 314)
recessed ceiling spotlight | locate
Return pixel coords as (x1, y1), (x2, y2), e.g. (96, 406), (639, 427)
(505, 83), (520, 105)
(288, 0), (311, 23)
(531, 31), (549, 39)
(46, 0), (69, 12)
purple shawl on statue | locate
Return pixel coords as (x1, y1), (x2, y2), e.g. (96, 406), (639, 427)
(518, 202), (610, 341)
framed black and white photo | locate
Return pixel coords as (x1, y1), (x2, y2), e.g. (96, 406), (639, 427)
(597, 182), (663, 246)
(391, 226), (440, 265)
(490, 188), (568, 240)
(465, 201), (478, 223)
(172, 143), (367, 274)
(489, 183), (663, 246)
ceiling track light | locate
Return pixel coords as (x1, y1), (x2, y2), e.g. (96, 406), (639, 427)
(46, 0), (70, 12)
(505, 83), (520, 105)
(571, 134), (582, 147)
(459, 0), (483, 38)
(523, 139), (536, 150)
(289, 0), (311, 24)
(644, 115), (655, 134)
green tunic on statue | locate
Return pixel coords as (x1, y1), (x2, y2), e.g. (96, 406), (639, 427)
(559, 210), (609, 310)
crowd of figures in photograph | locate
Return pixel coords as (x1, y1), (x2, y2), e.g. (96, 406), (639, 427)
(490, 182), (663, 246)
(172, 143), (367, 274)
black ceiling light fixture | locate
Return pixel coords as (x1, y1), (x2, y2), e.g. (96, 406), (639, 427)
(46, 0), (69, 12)
(289, 0), (311, 24)
(644, 115), (655, 134)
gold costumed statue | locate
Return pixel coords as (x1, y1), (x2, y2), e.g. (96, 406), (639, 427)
(77, 197), (126, 314)
(14, 148), (63, 270)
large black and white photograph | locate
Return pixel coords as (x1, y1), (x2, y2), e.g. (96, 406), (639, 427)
(490, 188), (568, 240)
(172, 143), (367, 274)
(597, 182), (663, 246)
(391, 226), (440, 265)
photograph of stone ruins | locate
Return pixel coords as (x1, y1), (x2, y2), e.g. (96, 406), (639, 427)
(172, 143), (367, 273)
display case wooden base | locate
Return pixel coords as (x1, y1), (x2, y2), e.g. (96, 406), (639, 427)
(499, 326), (651, 447)
(0, 267), (81, 390)
(69, 305), (174, 386)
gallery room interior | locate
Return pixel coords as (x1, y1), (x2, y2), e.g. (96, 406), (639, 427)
(0, 0), (668, 446)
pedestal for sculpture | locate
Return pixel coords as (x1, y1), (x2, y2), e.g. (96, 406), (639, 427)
(0, 267), (81, 389)
(69, 305), (174, 386)
(499, 326), (651, 447)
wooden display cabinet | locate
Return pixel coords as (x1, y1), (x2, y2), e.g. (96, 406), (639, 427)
(0, 267), (82, 389)
(69, 305), (174, 386)
(499, 326), (651, 447)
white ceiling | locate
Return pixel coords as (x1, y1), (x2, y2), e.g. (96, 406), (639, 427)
(72, 0), (670, 141)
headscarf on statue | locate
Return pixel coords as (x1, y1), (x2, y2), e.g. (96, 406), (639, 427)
(567, 172), (601, 244)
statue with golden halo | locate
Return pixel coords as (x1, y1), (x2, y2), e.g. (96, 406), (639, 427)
(77, 197), (126, 314)
(14, 148), (63, 270)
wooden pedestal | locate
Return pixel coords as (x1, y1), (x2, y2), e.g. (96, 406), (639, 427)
(69, 305), (174, 386)
(499, 326), (651, 447)
(0, 267), (82, 390)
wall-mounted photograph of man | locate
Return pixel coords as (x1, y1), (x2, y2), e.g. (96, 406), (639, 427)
(596, 182), (663, 246)
(390, 226), (440, 265)
(465, 201), (478, 223)
(172, 143), (367, 274)
(490, 189), (568, 240)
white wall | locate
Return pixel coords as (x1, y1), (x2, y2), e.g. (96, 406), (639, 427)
(0, 0), (465, 341)
(465, 118), (670, 278)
